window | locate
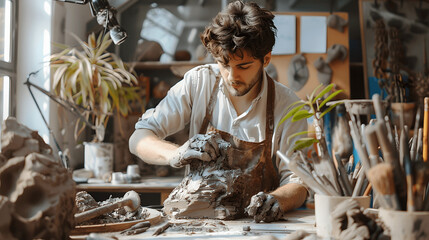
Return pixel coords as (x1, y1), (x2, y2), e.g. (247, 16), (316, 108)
(0, 0), (15, 148)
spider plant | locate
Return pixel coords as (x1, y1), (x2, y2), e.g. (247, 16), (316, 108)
(278, 83), (343, 152)
(50, 32), (140, 142)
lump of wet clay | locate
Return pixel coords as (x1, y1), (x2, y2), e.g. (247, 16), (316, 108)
(0, 117), (76, 239)
(163, 136), (262, 220)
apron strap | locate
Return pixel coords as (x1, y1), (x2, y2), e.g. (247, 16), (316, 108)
(199, 69), (221, 134)
(265, 74), (275, 166)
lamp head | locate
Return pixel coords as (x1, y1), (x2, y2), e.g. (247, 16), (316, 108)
(90, 0), (127, 45)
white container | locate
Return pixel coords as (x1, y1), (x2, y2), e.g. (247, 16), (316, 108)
(315, 194), (371, 238)
(84, 142), (114, 178)
(127, 164), (140, 176)
(379, 209), (429, 240)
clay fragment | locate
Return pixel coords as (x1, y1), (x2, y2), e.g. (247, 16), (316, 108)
(0, 117), (76, 239)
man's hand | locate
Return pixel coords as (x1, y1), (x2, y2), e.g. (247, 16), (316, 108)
(169, 132), (221, 168)
(245, 192), (283, 223)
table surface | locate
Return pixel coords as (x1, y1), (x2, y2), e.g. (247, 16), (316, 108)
(71, 209), (316, 240)
(76, 176), (183, 191)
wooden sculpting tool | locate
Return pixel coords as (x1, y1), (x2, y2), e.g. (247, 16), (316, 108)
(153, 221), (171, 236)
(75, 191), (141, 224)
(400, 128), (415, 211)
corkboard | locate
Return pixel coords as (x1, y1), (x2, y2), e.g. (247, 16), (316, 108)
(270, 12), (350, 100)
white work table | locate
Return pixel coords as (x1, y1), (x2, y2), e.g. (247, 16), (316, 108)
(71, 209), (316, 240)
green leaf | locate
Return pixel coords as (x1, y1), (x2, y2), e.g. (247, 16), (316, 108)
(320, 102), (343, 118)
(313, 84), (334, 104)
(292, 138), (318, 151)
(309, 84), (323, 102)
(292, 110), (313, 122)
(278, 103), (305, 127)
(287, 131), (310, 144)
(319, 89), (343, 109)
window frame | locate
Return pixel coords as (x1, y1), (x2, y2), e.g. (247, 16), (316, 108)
(0, 0), (17, 120)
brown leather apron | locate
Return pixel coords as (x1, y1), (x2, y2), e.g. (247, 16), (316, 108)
(198, 70), (280, 201)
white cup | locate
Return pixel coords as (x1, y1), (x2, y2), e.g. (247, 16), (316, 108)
(379, 209), (429, 240)
(315, 194), (371, 238)
(111, 172), (124, 184)
(127, 164), (140, 176)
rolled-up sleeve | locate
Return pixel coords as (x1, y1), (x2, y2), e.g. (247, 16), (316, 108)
(135, 71), (196, 139)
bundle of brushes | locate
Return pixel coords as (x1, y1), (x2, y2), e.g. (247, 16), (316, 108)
(277, 112), (370, 197)
(348, 94), (429, 211)
(277, 94), (429, 212)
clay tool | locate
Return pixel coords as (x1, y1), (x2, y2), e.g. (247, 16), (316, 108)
(310, 150), (341, 195)
(334, 153), (353, 196)
(74, 191), (141, 224)
(416, 128), (424, 162)
(363, 182), (372, 196)
(153, 221), (171, 236)
(424, 97), (429, 162)
(277, 151), (338, 196)
(366, 163), (400, 210)
(352, 166), (366, 197)
(401, 128), (415, 211)
(348, 121), (371, 173)
(411, 106), (422, 161)
(120, 221), (151, 235)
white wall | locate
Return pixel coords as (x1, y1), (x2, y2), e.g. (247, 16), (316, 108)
(16, 0), (52, 142)
(16, 0), (92, 168)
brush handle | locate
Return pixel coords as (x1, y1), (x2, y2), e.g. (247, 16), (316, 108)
(277, 151), (337, 196)
(423, 97), (429, 162)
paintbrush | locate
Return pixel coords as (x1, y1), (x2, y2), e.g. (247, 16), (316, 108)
(401, 128), (415, 211)
(334, 153), (353, 196)
(352, 166), (366, 197)
(277, 151), (338, 196)
(364, 124), (381, 167)
(424, 97), (429, 162)
(374, 121), (407, 210)
(411, 106), (422, 161)
(416, 128), (424, 162)
(349, 121), (372, 172)
(366, 163), (400, 210)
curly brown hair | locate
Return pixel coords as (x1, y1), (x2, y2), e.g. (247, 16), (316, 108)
(201, 0), (276, 64)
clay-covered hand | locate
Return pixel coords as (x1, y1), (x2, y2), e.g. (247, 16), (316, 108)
(245, 192), (283, 223)
(169, 132), (221, 168)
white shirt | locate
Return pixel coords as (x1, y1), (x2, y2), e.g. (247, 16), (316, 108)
(136, 64), (307, 186)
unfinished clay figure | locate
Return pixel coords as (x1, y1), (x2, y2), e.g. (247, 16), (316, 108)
(0, 117), (76, 239)
(164, 136), (263, 219)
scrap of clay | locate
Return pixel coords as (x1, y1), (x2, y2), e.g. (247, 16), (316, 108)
(1, 117), (53, 158)
(0, 196), (17, 240)
(0, 117), (76, 239)
(163, 137), (261, 219)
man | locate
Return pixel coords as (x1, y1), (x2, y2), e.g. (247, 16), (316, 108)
(129, 0), (307, 223)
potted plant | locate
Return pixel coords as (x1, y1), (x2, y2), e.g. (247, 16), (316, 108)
(49, 32), (140, 176)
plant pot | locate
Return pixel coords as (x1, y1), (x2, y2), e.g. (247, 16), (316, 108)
(378, 209), (429, 240)
(84, 142), (114, 178)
